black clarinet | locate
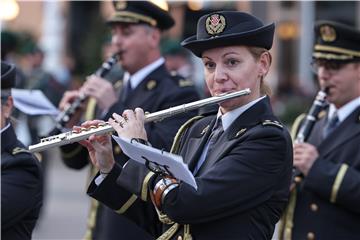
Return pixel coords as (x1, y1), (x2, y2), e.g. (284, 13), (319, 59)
(55, 53), (119, 129)
(292, 87), (328, 182)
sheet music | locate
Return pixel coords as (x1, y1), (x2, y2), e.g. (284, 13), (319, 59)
(112, 135), (197, 190)
(11, 89), (60, 116)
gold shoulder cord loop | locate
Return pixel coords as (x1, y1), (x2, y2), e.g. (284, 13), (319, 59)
(170, 116), (204, 154)
(155, 116), (203, 240)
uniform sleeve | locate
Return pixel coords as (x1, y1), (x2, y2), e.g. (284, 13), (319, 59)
(87, 162), (161, 237)
(161, 127), (292, 224)
(304, 157), (360, 213)
(1, 155), (42, 230)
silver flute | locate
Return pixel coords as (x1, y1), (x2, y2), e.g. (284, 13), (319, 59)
(28, 88), (251, 152)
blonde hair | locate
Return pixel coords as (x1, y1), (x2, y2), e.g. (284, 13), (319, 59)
(247, 47), (272, 96)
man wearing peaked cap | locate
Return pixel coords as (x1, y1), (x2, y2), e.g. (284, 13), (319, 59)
(1, 61), (43, 240)
(313, 20), (360, 62)
(57, 1), (199, 240)
(280, 20), (360, 240)
(108, 0), (174, 30)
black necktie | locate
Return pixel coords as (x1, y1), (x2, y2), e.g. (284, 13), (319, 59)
(193, 117), (224, 174)
(206, 117), (224, 156)
(323, 111), (339, 138)
(122, 79), (132, 101)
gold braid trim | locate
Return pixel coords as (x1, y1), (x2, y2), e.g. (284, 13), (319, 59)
(314, 44), (360, 57)
(110, 11), (157, 27)
(278, 113), (305, 240)
(83, 166), (101, 239)
(85, 97), (97, 121)
(115, 194), (138, 214)
(141, 171), (155, 201)
(313, 52), (354, 60)
(330, 163), (349, 203)
(152, 116), (202, 239)
(184, 224), (193, 240)
(156, 223), (180, 240)
(278, 189), (297, 240)
(290, 114), (306, 141)
(170, 116), (204, 154)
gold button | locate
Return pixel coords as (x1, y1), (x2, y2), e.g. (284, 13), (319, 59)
(307, 232), (315, 240)
(114, 146), (122, 154)
(177, 236), (183, 240)
(310, 203), (319, 212)
(294, 176), (302, 183)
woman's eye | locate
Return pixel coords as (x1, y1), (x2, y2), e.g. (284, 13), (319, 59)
(226, 59), (239, 66)
(204, 62), (215, 69)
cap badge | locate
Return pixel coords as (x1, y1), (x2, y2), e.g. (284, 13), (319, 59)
(320, 25), (336, 42)
(206, 14), (226, 36)
(115, 0), (127, 10)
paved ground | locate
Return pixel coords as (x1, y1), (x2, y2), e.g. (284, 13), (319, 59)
(32, 149), (91, 240)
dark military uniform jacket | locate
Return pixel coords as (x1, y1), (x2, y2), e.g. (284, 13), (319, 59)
(61, 63), (199, 239)
(1, 124), (43, 240)
(282, 106), (360, 240)
(88, 96), (293, 240)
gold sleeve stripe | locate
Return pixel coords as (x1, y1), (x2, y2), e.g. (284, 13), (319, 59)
(314, 44), (360, 57)
(156, 223), (180, 240)
(141, 172), (155, 201)
(115, 194), (138, 214)
(330, 163), (349, 203)
(61, 145), (83, 159)
(290, 113), (306, 141)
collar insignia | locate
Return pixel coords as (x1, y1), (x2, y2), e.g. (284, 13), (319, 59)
(320, 25), (336, 42)
(235, 128), (247, 137)
(146, 80), (157, 90)
(206, 14), (226, 36)
(201, 125), (210, 135)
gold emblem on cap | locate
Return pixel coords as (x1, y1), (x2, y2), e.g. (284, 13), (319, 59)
(147, 80), (157, 90)
(320, 25), (336, 42)
(115, 0), (127, 10)
(205, 14), (226, 35)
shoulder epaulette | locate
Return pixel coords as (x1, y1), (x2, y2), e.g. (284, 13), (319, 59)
(262, 119), (283, 129)
(178, 79), (194, 87)
(12, 147), (31, 155)
(169, 72), (194, 87)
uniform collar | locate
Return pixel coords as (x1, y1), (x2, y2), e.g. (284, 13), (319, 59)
(1, 123), (11, 134)
(124, 57), (165, 89)
(217, 95), (266, 131)
(328, 96), (360, 122)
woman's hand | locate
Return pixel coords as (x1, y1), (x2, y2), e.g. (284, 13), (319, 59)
(108, 108), (148, 141)
(77, 120), (115, 173)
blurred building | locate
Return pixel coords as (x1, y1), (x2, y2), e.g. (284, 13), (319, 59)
(1, 0), (359, 123)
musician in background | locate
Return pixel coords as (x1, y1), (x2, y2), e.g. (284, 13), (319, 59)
(280, 21), (360, 240)
(58, 1), (199, 239)
(82, 11), (293, 239)
(1, 61), (43, 240)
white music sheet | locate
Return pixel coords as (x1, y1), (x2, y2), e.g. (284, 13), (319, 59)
(11, 89), (60, 116)
(113, 135), (197, 190)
